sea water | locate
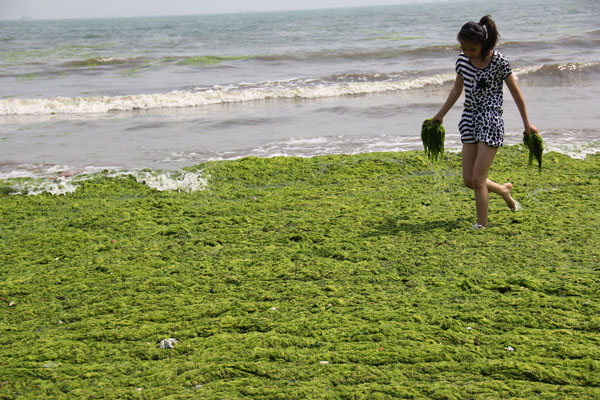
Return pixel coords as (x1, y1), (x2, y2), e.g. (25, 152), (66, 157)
(1, 0), (599, 192)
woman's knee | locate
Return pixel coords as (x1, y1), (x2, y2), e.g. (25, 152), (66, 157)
(463, 177), (473, 189)
(471, 175), (487, 190)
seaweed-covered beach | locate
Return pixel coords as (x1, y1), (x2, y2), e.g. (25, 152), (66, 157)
(1, 148), (599, 399)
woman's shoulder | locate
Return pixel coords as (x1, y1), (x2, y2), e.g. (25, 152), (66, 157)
(492, 51), (512, 79)
(456, 53), (472, 67)
(493, 51), (511, 65)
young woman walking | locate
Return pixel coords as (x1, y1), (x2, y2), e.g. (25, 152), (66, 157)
(432, 15), (539, 229)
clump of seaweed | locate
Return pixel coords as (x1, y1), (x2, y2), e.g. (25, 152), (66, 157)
(421, 119), (445, 162)
(523, 131), (544, 172)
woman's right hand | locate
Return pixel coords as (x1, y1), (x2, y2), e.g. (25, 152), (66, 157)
(524, 123), (538, 135)
(431, 114), (443, 125)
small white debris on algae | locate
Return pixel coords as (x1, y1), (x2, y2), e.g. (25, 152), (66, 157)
(158, 338), (178, 349)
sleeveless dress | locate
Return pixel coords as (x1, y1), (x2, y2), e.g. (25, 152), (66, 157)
(455, 51), (513, 148)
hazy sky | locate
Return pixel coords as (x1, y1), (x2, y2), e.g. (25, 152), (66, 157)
(1, 0), (447, 20)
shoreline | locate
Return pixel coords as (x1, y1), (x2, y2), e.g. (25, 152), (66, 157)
(1, 145), (599, 196)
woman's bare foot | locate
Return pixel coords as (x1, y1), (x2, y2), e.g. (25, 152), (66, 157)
(501, 183), (520, 211)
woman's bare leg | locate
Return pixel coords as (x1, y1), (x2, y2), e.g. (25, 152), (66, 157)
(462, 142), (517, 227)
(471, 143), (497, 226)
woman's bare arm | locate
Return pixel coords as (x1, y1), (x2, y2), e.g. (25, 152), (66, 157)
(505, 73), (538, 134)
(432, 74), (464, 124)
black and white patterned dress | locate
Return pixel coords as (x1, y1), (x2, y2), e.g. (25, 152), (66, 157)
(456, 51), (512, 148)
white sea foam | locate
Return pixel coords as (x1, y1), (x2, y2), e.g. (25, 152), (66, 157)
(0, 73), (455, 116)
(545, 142), (600, 160)
(16, 177), (81, 196)
(128, 170), (210, 193)
(513, 64), (545, 78)
(513, 61), (600, 79)
(1, 169), (210, 195)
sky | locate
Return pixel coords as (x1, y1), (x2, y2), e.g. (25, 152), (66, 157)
(0, 0), (446, 20)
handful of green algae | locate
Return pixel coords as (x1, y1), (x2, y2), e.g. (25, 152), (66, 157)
(523, 131), (543, 172)
(421, 119), (445, 162)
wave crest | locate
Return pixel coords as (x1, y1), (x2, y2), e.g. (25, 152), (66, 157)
(0, 73), (455, 115)
(62, 57), (140, 67)
(514, 62), (600, 84)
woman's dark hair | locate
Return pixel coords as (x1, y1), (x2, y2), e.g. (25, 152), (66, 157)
(457, 15), (500, 60)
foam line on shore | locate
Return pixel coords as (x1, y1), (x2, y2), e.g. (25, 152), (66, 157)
(2, 140), (600, 196)
(0, 169), (209, 195)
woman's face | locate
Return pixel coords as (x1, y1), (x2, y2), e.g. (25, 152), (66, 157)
(460, 40), (482, 61)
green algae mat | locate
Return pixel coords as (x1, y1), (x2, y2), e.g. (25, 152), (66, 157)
(1, 147), (599, 399)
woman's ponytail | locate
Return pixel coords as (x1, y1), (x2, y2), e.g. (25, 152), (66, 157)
(479, 15), (499, 59)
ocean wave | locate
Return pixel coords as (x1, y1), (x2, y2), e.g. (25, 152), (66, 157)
(514, 62), (600, 84)
(0, 72), (455, 115)
(62, 57), (142, 68)
(165, 55), (253, 66)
